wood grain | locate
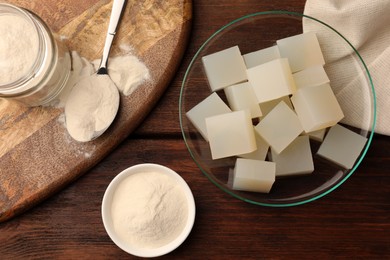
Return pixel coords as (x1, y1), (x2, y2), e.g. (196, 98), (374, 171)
(0, 0), (192, 222)
(0, 0), (389, 259)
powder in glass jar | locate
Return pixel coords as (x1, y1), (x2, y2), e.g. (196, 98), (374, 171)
(111, 171), (189, 249)
(0, 13), (39, 85)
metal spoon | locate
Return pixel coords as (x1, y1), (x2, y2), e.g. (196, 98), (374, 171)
(97, 0), (127, 75)
(89, 0), (128, 140)
(64, 0), (127, 142)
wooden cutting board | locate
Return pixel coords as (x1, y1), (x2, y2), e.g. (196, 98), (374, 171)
(0, 0), (192, 222)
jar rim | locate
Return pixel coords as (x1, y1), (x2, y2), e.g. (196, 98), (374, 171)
(0, 3), (43, 89)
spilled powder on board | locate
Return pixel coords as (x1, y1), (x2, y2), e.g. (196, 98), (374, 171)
(54, 49), (150, 142)
(56, 50), (150, 107)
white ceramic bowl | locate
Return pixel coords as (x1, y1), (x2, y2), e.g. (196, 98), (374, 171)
(101, 163), (196, 257)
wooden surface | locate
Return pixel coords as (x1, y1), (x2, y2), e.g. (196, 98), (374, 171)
(1, 0), (389, 259)
(0, 0), (191, 222)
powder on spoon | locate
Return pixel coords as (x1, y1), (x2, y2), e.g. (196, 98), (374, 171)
(111, 171), (189, 249)
(59, 50), (150, 142)
(64, 73), (119, 142)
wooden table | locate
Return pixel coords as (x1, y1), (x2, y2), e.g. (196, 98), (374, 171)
(1, 0), (389, 258)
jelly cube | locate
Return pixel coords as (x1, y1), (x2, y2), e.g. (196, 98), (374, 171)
(186, 92), (231, 141)
(317, 124), (367, 169)
(231, 158), (275, 193)
(243, 45), (281, 69)
(277, 32), (325, 72)
(202, 46), (248, 91)
(291, 83), (344, 132)
(255, 101), (303, 154)
(224, 82), (262, 118)
(293, 65), (330, 90)
(247, 58), (296, 103)
(271, 136), (314, 177)
(305, 128), (327, 142)
(259, 96), (294, 118)
(206, 110), (256, 159)
(239, 129), (269, 160)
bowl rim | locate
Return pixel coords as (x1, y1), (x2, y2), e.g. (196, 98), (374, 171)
(101, 163), (196, 257)
(179, 10), (377, 207)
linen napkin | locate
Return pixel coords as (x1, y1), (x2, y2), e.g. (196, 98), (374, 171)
(303, 0), (390, 135)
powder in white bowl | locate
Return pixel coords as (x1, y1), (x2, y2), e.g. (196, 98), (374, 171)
(102, 163), (195, 257)
(112, 171), (188, 249)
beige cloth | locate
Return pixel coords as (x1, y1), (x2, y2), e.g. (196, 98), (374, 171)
(303, 0), (390, 135)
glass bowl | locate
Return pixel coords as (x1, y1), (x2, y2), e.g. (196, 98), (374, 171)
(179, 11), (376, 206)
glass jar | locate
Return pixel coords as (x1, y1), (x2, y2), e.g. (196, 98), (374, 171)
(0, 3), (71, 107)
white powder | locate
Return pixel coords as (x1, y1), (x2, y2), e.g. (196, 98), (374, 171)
(111, 171), (188, 249)
(57, 51), (95, 107)
(59, 50), (150, 142)
(64, 74), (119, 142)
(0, 14), (39, 85)
(106, 55), (150, 96)
(92, 53), (150, 96)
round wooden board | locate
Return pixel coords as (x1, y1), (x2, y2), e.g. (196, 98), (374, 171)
(0, 0), (192, 222)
